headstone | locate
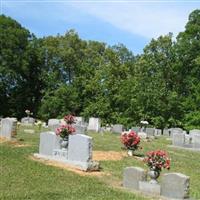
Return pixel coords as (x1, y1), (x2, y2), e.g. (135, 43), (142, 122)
(21, 117), (35, 125)
(139, 181), (161, 195)
(39, 132), (61, 156)
(87, 117), (101, 132)
(193, 133), (200, 149)
(35, 133), (99, 171)
(112, 124), (124, 134)
(123, 167), (147, 190)
(67, 134), (99, 170)
(190, 129), (200, 143)
(131, 127), (140, 133)
(74, 124), (86, 135)
(138, 132), (147, 139)
(75, 117), (84, 126)
(163, 128), (170, 137)
(161, 173), (190, 199)
(68, 134), (92, 163)
(145, 128), (155, 137)
(184, 134), (192, 145)
(170, 128), (183, 137)
(0, 118), (17, 139)
(155, 129), (162, 136)
(172, 132), (185, 147)
(48, 119), (60, 132)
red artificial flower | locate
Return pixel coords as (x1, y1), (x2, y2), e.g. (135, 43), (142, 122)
(121, 131), (141, 150)
(144, 150), (170, 171)
(64, 114), (75, 124)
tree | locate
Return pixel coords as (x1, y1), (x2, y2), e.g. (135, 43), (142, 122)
(0, 15), (31, 117)
(175, 9), (200, 129)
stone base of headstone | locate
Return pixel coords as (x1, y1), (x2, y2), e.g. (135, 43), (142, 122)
(139, 181), (161, 195)
(33, 153), (100, 171)
(169, 145), (200, 152)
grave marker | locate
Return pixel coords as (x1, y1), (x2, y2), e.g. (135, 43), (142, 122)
(161, 173), (190, 199)
(87, 117), (101, 132)
(123, 167), (147, 190)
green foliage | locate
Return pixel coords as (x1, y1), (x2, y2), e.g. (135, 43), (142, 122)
(38, 84), (78, 121)
(1, 10), (200, 129)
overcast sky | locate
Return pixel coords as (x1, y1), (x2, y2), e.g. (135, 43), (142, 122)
(1, 0), (200, 54)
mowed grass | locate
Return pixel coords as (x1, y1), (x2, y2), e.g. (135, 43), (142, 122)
(0, 127), (200, 200)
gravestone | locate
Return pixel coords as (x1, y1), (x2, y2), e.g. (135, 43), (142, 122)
(87, 117), (101, 132)
(0, 118), (17, 139)
(35, 133), (99, 171)
(48, 119), (60, 132)
(74, 124), (86, 135)
(190, 129), (200, 143)
(21, 117), (35, 125)
(155, 129), (162, 136)
(145, 128), (155, 137)
(131, 127), (140, 133)
(163, 128), (170, 137)
(112, 124), (124, 134)
(184, 134), (192, 145)
(68, 134), (92, 163)
(170, 128), (183, 137)
(123, 167), (147, 190)
(138, 131), (147, 139)
(172, 132), (185, 147)
(161, 173), (190, 199)
(39, 131), (61, 156)
(193, 133), (200, 149)
(75, 117), (84, 126)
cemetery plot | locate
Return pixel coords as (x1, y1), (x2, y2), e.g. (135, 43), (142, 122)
(34, 132), (100, 171)
(1, 126), (200, 200)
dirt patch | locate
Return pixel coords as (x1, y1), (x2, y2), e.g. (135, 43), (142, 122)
(93, 151), (144, 161)
(93, 151), (126, 161)
(30, 155), (111, 177)
(0, 137), (30, 147)
(0, 137), (8, 143)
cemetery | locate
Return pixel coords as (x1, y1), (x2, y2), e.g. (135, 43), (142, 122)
(1, 6), (200, 200)
(1, 115), (200, 200)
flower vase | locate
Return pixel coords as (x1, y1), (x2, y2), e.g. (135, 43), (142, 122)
(127, 149), (134, 156)
(148, 169), (160, 184)
(60, 137), (69, 150)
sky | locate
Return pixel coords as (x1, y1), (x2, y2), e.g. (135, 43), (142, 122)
(1, 0), (200, 54)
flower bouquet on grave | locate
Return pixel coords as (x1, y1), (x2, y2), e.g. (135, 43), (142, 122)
(25, 109), (33, 117)
(144, 150), (170, 184)
(56, 124), (76, 149)
(64, 114), (76, 124)
(121, 131), (141, 156)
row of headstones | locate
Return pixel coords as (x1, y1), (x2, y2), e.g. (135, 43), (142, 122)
(123, 167), (190, 199)
(48, 117), (89, 135)
(172, 129), (200, 150)
(0, 118), (17, 139)
(34, 131), (99, 171)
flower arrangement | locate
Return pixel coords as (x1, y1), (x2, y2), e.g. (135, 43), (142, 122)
(144, 150), (170, 172)
(64, 114), (75, 124)
(25, 109), (33, 117)
(121, 131), (141, 151)
(56, 124), (75, 139)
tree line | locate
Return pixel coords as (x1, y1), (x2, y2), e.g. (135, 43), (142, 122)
(0, 9), (200, 130)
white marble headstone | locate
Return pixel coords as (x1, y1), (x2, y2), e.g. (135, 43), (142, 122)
(87, 117), (101, 132)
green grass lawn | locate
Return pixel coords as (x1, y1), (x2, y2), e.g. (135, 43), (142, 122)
(1, 127), (200, 200)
